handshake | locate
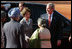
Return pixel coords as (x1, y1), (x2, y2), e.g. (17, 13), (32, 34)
(25, 36), (30, 42)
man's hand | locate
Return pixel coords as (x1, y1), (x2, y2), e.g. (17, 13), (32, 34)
(57, 40), (61, 46)
(69, 36), (71, 42)
(25, 36), (30, 42)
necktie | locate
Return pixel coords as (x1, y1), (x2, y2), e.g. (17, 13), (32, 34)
(48, 14), (51, 27)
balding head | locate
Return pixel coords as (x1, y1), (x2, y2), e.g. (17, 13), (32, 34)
(19, 2), (24, 12)
(46, 3), (55, 14)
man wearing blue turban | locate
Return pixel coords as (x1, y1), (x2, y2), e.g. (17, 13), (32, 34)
(8, 7), (20, 18)
(2, 7), (26, 48)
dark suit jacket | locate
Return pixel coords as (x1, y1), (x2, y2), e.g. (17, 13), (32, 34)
(3, 19), (26, 48)
(41, 10), (63, 40)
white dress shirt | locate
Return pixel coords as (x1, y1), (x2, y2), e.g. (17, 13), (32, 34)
(48, 12), (54, 23)
(20, 17), (31, 26)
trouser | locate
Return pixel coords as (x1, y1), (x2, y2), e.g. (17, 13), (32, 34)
(51, 39), (57, 48)
(1, 39), (4, 48)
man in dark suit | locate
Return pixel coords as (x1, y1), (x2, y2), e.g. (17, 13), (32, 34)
(41, 3), (63, 48)
(2, 8), (26, 48)
(1, 10), (7, 48)
(18, 2), (26, 21)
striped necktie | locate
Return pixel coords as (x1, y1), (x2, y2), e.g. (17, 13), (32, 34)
(48, 14), (51, 27)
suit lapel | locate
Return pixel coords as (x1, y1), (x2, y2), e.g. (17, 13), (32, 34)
(44, 13), (56, 28)
(50, 13), (54, 27)
(24, 19), (31, 26)
(50, 11), (56, 28)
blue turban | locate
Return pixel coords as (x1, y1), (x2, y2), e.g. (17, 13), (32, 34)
(8, 7), (20, 18)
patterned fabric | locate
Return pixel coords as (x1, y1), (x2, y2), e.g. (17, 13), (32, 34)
(48, 14), (51, 27)
(30, 28), (40, 48)
(8, 7), (20, 18)
(30, 28), (51, 48)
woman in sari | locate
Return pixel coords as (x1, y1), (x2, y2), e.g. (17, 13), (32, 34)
(30, 18), (51, 48)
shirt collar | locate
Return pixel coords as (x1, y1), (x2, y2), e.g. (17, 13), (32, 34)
(47, 12), (54, 16)
(23, 17), (30, 25)
(23, 17), (30, 22)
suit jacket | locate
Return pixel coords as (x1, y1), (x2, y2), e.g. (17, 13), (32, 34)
(41, 10), (63, 40)
(20, 18), (33, 48)
(1, 22), (4, 48)
(3, 19), (25, 48)
(20, 18), (33, 38)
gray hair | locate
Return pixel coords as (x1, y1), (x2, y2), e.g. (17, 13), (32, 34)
(37, 18), (46, 27)
(46, 3), (55, 9)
